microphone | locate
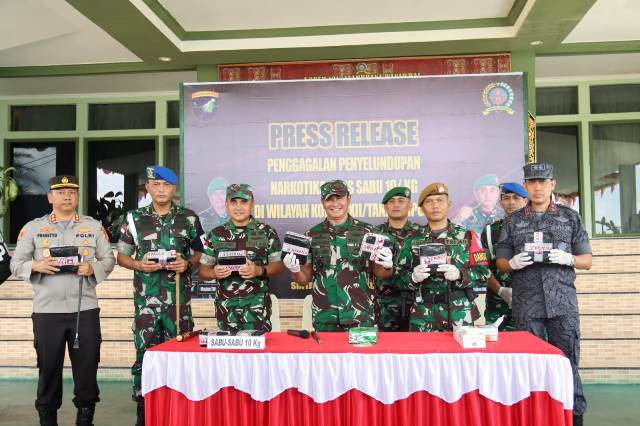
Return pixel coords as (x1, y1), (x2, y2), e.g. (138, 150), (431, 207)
(287, 329), (310, 339)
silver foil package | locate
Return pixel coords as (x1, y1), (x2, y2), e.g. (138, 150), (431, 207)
(419, 243), (446, 276)
(524, 231), (553, 263)
(359, 233), (392, 261)
(217, 250), (247, 272)
(147, 249), (177, 268)
(281, 231), (311, 264)
(48, 246), (81, 273)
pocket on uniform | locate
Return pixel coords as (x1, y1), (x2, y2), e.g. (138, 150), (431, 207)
(76, 239), (97, 261)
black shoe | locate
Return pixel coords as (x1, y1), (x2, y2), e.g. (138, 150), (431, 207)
(76, 406), (95, 426)
(573, 414), (583, 426)
(135, 400), (145, 426)
(37, 408), (57, 426)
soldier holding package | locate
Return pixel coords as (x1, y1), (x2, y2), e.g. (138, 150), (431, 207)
(10, 175), (115, 426)
(284, 180), (393, 331)
(481, 182), (528, 330)
(496, 163), (591, 426)
(397, 182), (490, 331)
(116, 166), (204, 426)
(198, 184), (284, 332)
(373, 187), (423, 331)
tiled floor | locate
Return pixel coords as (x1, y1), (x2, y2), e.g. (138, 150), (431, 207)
(0, 380), (638, 425)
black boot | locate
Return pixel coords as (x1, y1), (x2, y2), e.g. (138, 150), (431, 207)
(573, 414), (583, 426)
(76, 406), (95, 426)
(135, 400), (145, 426)
(37, 408), (57, 426)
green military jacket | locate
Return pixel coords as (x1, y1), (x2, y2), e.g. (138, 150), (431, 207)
(117, 203), (204, 306)
(307, 215), (375, 326)
(373, 220), (424, 298)
(200, 217), (281, 299)
(397, 220), (490, 294)
(481, 218), (513, 307)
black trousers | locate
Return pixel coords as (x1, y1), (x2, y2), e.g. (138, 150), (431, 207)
(32, 308), (102, 410)
(515, 313), (587, 415)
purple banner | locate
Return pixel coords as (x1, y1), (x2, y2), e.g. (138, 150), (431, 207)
(183, 74), (526, 298)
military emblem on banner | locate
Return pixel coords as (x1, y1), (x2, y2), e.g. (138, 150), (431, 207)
(191, 90), (220, 122)
(482, 82), (515, 115)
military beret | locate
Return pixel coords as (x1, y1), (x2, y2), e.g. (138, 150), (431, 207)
(523, 162), (554, 180)
(473, 174), (499, 192)
(207, 177), (229, 195)
(418, 182), (448, 206)
(49, 175), (79, 190)
(146, 165), (178, 185)
(320, 180), (349, 200)
(226, 183), (254, 200)
(500, 182), (528, 198)
(381, 186), (411, 204)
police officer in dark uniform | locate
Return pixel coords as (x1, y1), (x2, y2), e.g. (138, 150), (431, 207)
(496, 163), (592, 426)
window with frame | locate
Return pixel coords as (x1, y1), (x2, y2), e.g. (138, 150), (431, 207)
(87, 139), (156, 241)
(536, 126), (581, 214)
(591, 123), (640, 235)
(8, 141), (76, 242)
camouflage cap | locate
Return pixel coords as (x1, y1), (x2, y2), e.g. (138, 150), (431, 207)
(226, 183), (254, 200)
(418, 182), (448, 206)
(523, 162), (554, 180)
(49, 175), (79, 190)
(381, 186), (411, 204)
(320, 180), (349, 200)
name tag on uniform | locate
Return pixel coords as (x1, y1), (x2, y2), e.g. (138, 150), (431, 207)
(206, 334), (266, 350)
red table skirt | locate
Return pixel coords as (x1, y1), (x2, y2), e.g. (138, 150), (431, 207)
(145, 386), (572, 426)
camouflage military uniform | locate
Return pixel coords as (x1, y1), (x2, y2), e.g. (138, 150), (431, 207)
(496, 201), (591, 415)
(481, 219), (515, 330)
(307, 216), (375, 331)
(373, 220), (423, 331)
(460, 205), (504, 234)
(117, 203), (204, 398)
(397, 221), (490, 331)
(200, 217), (281, 331)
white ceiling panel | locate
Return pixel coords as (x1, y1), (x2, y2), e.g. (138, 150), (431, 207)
(0, 0), (140, 67)
(159, 0), (515, 31)
(563, 0), (640, 43)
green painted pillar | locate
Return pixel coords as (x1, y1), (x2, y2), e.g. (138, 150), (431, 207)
(196, 65), (219, 82)
(511, 50), (536, 116)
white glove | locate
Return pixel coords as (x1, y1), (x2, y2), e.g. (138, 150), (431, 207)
(508, 252), (533, 270)
(283, 252), (301, 273)
(548, 249), (575, 266)
(437, 263), (461, 281)
(374, 247), (393, 269)
(411, 264), (430, 283)
(498, 286), (513, 308)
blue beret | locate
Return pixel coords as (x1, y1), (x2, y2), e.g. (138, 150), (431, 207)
(146, 165), (178, 185)
(501, 182), (528, 198)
